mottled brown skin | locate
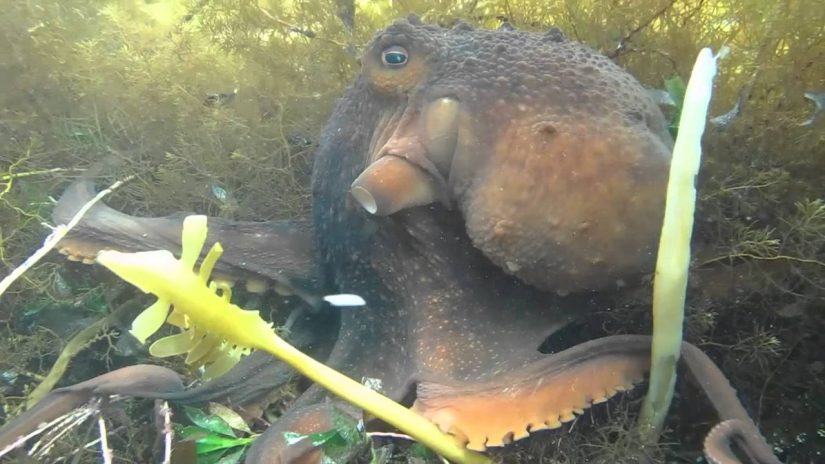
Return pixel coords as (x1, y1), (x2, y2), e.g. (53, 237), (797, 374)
(1, 16), (779, 464)
(350, 19), (673, 295)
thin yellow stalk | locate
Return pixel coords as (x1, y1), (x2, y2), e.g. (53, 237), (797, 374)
(638, 47), (722, 439)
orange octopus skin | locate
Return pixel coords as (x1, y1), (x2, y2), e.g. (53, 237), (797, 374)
(0, 15), (781, 464)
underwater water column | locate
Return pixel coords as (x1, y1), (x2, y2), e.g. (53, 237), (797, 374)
(638, 47), (721, 440)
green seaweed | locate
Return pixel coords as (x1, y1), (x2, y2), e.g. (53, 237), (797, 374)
(284, 407), (368, 463)
(177, 405), (259, 462)
(664, 75), (686, 137)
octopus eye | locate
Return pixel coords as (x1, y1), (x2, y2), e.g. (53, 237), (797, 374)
(381, 46), (408, 67)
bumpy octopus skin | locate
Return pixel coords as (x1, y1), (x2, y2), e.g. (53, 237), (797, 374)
(0, 16), (780, 464)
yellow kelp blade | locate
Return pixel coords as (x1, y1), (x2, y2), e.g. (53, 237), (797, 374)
(97, 248), (274, 355)
(180, 215), (208, 270)
(166, 309), (189, 329)
(149, 330), (198, 357)
(186, 332), (222, 366)
(128, 298), (171, 344)
(197, 242), (223, 285)
(203, 346), (246, 380)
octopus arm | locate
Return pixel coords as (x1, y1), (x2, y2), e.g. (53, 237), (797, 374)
(413, 335), (778, 464)
(52, 177), (321, 299)
(0, 365), (183, 453)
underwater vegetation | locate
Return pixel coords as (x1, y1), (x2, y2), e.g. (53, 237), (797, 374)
(0, 0), (824, 463)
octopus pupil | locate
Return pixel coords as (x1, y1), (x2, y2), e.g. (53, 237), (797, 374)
(383, 51), (407, 66)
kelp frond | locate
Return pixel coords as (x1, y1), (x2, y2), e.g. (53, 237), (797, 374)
(96, 215), (266, 379)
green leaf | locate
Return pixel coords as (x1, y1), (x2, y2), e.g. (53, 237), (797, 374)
(328, 407), (364, 446)
(194, 433), (256, 454)
(176, 424), (255, 455)
(283, 431), (308, 446)
(307, 429), (348, 447)
(215, 447), (246, 464)
(283, 428), (349, 448)
(664, 76), (686, 106)
(282, 409), (366, 463)
(184, 406), (236, 438)
(177, 425), (210, 441)
(321, 409), (367, 462)
(664, 75), (687, 137)
(208, 402), (252, 434)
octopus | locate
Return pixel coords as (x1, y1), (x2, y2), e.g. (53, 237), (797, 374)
(0, 16), (780, 464)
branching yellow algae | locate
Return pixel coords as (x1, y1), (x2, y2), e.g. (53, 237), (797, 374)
(97, 215), (252, 380)
(96, 215), (490, 464)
